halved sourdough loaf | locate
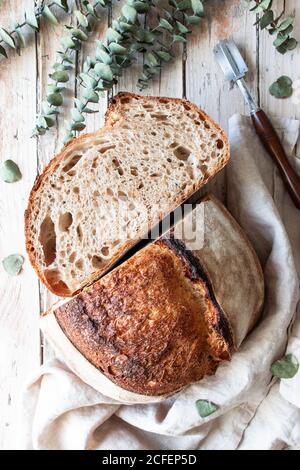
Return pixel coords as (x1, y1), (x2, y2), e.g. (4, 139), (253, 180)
(41, 195), (264, 403)
(25, 93), (229, 296)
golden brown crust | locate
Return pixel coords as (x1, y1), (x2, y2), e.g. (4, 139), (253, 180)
(54, 241), (233, 396)
(25, 93), (230, 297)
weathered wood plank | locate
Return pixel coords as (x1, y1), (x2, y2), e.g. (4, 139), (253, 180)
(0, 0), (40, 450)
(259, 0), (300, 120)
(186, 0), (259, 201)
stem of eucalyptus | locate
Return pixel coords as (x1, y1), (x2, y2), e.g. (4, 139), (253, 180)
(32, 0), (112, 137)
(62, 0), (154, 144)
(0, 1), (69, 59)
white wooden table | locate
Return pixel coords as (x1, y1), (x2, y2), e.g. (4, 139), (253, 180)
(0, 0), (299, 450)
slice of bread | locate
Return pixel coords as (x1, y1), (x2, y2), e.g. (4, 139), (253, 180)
(25, 93), (229, 296)
(40, 195), (264, 402)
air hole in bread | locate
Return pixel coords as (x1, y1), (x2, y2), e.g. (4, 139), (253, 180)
(204, 122), (211, 129)
(62, 154), (82, 173)
(118, 167), (124, 176)
(142, 103), (154, 110)
(43, 269), (70, 295)
(67, 170), (76, 177)
(131, 168), (138, 176)
(92, 158), (98, 169)
(151, 131), (157, 136)
(73, 187), (80, 194)
(91, 255), (103, 269)
(129, 202), (135, 210)
(59, 212), (73, 232)
(99, 144), (116, 154)
(150, 173), (161, 177)
(106, 188), (114, 196)
(76, 224), (83, 242)
(101, 246), (110, 257)
(151, 113), (168, 121)
(194, 120), (201, 126)
(112, 158), (120, 167)
(118, 190), (127, 201)
(69, 252), (76, 263)
(169, 142), (178, 149)
(217, 139), (224, 149)
(120, 97), (131, 104)
(138, 182), (144, 190)
(143, 149), (149, 155)
(93, 190), (100, 198)
(75, 259), (84, 270)
(39, 215), (56, 266)
(173, 145), (191, 161)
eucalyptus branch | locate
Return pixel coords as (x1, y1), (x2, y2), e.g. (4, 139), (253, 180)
(248, 0), (298, 54)
(0, 1), (69, 59)
(137, 0), (204, 90)
(62, 0), (154, 144)
(32, 0), (112, 137)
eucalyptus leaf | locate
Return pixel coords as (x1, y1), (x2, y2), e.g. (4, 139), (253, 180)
(95, 48), (112, 64)
(50, 70), (69, 83)
(0, 160), (22, 183)
(60, 36), (76, 49)
(277, 17), (294, 32)
(53, 0), (69, 12)
(122, 5), (137, 24)
(191, 0), (204, 17)
(71, 108), (84, 122)
(0, 44), (8, 58)
(271, 354), (299, 379)
(108, 42), (127, 55)
(83, 88), (99, 103)
(80, 73), (97, 88)
(156, 50), (172, 61)
(186, 15), (201, 25)
(47, 92), (63, 106)
(94, 62), (113, 81)
(269, 76), (293, 99)
(71, 121), (86, 131)
(0, 28), (16, 49)
(172, 34), (186, 43)
(44, 116), (55, 128)
(2, 254), (24, 276)
(42, 6), (59, 25)
(259, 9), (274, 29)
(25, 10), (39, 30)
(107, 27), (122, 43)
(195, 400), (218, 418)
(74, 10), (89, 28)
(71, 28), (88, 41)
(176, 21), (190, 34)
(159, 18), (173, 32)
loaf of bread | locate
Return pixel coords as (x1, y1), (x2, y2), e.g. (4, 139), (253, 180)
(41, 195), (264, 404)
(25, 93), (229, 297)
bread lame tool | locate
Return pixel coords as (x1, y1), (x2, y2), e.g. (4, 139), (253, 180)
(214, 39), (300, 210)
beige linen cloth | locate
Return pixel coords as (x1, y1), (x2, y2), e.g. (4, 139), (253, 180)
(19, 114), (300, 450)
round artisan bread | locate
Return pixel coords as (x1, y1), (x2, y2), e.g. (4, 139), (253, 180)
(40, 194), (264, 404)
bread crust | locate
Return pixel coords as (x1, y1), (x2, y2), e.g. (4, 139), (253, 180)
(25, 93), (230, 296)
(54, 240), (233, 396)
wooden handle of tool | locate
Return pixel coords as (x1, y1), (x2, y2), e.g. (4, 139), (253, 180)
(251, 110), (300, 210)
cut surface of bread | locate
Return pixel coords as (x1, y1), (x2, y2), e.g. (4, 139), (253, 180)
(25, 93), (229, 296)
(41, 195), (264, 401)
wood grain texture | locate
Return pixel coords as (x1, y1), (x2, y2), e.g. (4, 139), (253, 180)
(0, 0), (300, 449)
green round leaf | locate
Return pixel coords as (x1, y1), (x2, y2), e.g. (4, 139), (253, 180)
(156, 50), (172, 61)
(0, 28), (16, 49)
(107, 28), (122, 43)
(159, 18), (173, 32)
(80, 73), (97, 88)
(191, 0), (204, 17)
(195, 400), (219, 418)
(94, 62), (113, 81)
(122, 5), (137, 24)
(259, 9), (274, 30)
(47, 92), (63, 106)
(0, 160), (22, 183)
(42, 6), (59, 25)
(71, 121), (86, 131)
(50, 70), (69, 83)
(269, 76), (293, 99)
(2, 254), (24, 276)
(71, 28), (88, 41)
(108, 42), (127, 55)
(95, 48), (112, 64)
(83, 88), (99, 103)
(71, 108), (85, 122)
(74, 10), (89, 28)
(15, 27), (26, 48)
(271, 354), (299, 379)
(286, 38), (298, 51)
(25, 10), (39, 30)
